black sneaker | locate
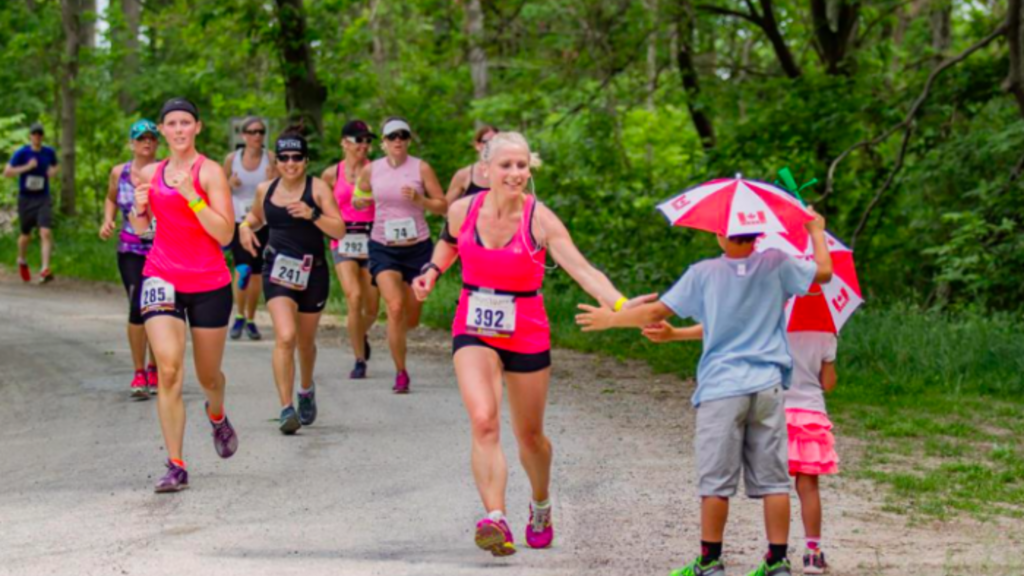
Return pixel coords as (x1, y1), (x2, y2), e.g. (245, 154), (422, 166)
(279, 405), (301, 435)
(297, 387), (317, 426)
(350, 360), (367, 380)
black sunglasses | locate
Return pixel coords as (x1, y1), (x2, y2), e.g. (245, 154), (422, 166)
(346, 136), (373, 145)
(245, 129), (266, 135)
(385, 131), (411, 142)
(277, 153), (306, 163)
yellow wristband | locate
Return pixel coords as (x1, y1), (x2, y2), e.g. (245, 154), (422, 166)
(189, 198), (208, 214)
(613, 297), (628, 312)
(240, 220), (251, 228)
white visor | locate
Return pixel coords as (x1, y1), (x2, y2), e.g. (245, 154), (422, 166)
(382, 120), (411, 136)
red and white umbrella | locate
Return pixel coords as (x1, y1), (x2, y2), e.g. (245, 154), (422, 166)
(657, 176), (814, 237)
(756, 231), (863, 334)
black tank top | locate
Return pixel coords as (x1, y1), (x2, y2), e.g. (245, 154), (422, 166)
(464, 164), (487, 197)
(264, 176), (325, 262)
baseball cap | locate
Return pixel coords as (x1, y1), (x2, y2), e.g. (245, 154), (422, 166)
(342, 120), (376, 140)
(130, 119), (159, 140)
(29, 123), (45, 135)
(159, 97), (200, 122)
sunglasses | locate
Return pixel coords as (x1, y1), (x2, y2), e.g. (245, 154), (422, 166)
(385, 131), (411, 142)
(346, 136), (373, 145)
(244, 129), (266, 135)
(277, 153), (306, 163)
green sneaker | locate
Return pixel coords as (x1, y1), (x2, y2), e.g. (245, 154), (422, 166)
(670, 557), (725, 576)
(746, 558), (791, 576)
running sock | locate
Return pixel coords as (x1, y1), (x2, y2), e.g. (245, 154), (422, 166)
(766, 543), (788, 564)
(146, 363), (157, 371)
(170, 458), (186, 469)
(806, 537), (821, 551)
(235, 314), (244, 320)
(208, 408), (225, 423)
(533, 498), (551, 510)
(700, 541), (722, 565)
(299, 383), (314, 396)
(487, 510), (506, 523)
(17, 258), (27, 265)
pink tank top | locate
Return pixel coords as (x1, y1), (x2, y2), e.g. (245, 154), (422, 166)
(370, 156), (430, 244)
(142, 156), (231, 293)
(331, 160), (373, 250)
(452, 191), (549, 353)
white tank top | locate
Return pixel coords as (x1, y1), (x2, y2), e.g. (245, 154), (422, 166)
(231, 149), (270, 222)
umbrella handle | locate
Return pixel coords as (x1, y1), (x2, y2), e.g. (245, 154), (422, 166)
(774, 166), (817, 207)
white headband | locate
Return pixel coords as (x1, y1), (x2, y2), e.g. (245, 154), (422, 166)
(382, 120), (411, 136)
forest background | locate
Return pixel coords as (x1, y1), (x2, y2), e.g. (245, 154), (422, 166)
(2, 0), (1024, 522)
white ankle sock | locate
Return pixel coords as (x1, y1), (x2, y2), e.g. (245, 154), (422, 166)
(487, 510), (505, 522)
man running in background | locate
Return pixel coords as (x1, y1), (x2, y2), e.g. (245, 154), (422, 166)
(4, 122), (59, 283)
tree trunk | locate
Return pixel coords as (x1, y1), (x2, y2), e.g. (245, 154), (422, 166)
(80, 0), (96, 48)
(759, 0), (802, 78)
(810, 0), (860, 75)
(274, 0), (327, 138)
(1007, 0), (1024, 118)
(118, 0), (141, 112)
(60, 0), (82, 216)
(465, 0), (488, 113)
(929, 1), (951, 55)
(675, 0), (715, 149)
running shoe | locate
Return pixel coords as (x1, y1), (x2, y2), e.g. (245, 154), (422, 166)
(130, 370), (149, 400)
(207, 405), (239, 458)
(475, 517), (516, 557)
(279, 405), (301, 435)
(393, 370), (410, 394)
(350, 360), (367, 380)
(525, 503), (554, 549)
(229, 317), (245, 340)
(146, 365), (159, 395)
(802, 549), (827, 575)
(154, 460), (189, 493)
(245, 322), (262, 341)
(364, 335), (372, 360)
(669, 558), (726, 576)
(297, 387), (317, 426)
(18, 261), (30, 282)
(236, 264), (251, 290)
(38, 268), (54, 284)
(746, 558), (791, 576)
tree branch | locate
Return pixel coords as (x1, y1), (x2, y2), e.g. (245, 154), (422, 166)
(851, 125), (913, 248)
(823, 24), (1008, 201)
(695, 4), (761, 25)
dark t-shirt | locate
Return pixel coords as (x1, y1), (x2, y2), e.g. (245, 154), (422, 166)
(9, 145), (58, 197)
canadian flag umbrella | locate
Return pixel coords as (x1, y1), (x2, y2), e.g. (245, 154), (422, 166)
(756, 231), (864, 334)
(656, 176), (814, 237)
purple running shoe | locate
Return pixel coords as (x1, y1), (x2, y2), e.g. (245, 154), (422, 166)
(207, 405), (239, 458)
(154, 460), (189, 493)
(393, 370), (410, 394)
(350, 360), (367, 380)
(525, 503), (554, 549)
(475, 517), (516, 557)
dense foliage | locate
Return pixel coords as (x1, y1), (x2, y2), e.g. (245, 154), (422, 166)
(1, 0), (1022, 310)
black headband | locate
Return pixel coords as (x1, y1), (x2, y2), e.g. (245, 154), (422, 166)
(159, 98), (199, 122)
(275, 136), (308, 156)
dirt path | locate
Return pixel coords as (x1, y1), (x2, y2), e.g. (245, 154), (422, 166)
(0, 272), (1021, 575)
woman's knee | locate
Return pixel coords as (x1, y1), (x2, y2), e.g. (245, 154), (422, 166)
(469, 411), (501, 443)
(275, 327), (298, 350)
(345, 292), (363, 313)
(516, 427), (550, 454)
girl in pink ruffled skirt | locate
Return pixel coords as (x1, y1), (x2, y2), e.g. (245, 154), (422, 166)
(784, 331), (838, 574)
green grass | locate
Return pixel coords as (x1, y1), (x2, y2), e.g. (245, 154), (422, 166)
(8, 226), (1024, 521)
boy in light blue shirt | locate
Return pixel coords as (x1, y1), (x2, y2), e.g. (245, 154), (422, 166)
(576, 210), (832, 576)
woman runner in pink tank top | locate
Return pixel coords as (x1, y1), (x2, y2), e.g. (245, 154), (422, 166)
(128, 98), (240, 494)
(354, 117), (447, 393)
(321, 120), (378, 379)
(412, 132), (653, 556)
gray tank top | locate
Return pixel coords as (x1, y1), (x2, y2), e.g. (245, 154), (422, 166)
(231, 150), (270, 222)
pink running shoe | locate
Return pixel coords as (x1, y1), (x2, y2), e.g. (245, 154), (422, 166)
(525, 503), (554, 549)
(146, 365), (159, 395)
(393, 370), (410, 394)
(130, 370), (149, 400)
(475, 517), (516, 557)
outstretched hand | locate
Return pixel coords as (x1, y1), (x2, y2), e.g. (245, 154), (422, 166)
(575, 303), (614, 332)
(623, 292), (658, 310)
